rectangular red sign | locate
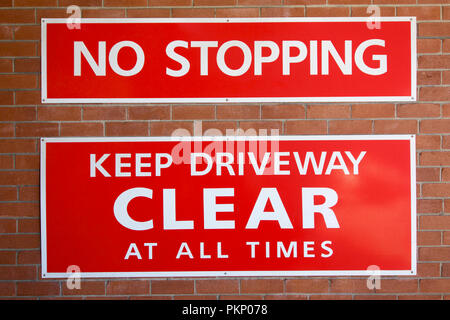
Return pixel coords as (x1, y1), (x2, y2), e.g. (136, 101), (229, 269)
(41, 18), (416, 103)
(41, 135), (416, 278)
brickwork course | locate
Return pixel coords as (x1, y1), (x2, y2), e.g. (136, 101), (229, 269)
(0, 0), (449, 300)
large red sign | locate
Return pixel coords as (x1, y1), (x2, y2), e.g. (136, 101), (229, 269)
(41, 136), (416, 278)
(41, 18), (416, 103)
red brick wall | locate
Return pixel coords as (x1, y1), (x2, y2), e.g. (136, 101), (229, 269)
(0, 1), (449, 300)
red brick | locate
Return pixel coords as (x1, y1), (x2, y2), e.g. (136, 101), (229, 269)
(18, 218), (39, 233)
(0, 282), (15, 296)
(419, 22), (450, 37)
(0, 234), (40, 249)
(0, 251), (15, 265)
(0, 58), (12, 72)
(329, 0), (370, 3)
(201, 121), (238, 135)
(422, 183), (450, 197)
(38, 107), (81, 121)
(0, 0), (12, 6)
(0, 123), (14, 137)
(417, 167), (440, 182)
(444, 263), (450, 276)
(285, 120), (327, 134)
(15, 155), (39, 170)
(239, 121), (282, 133)
(196, 280), (239, 294)
(82, 9), (126, 18)
(15, 0), (57, 6)
(0, 155), (13, 169)
(60, 122), (104, 137)
(307, 104), (350, 119)
(128, 106), (170, 120)
(215, 8), (260, 17)
(351, 6), (395, 16)
(286, 279), (328, 293)
(15, 91), (41, 105)
(418, 71), (441, 85)
(104, 0), (147, 6)
(106, 280), (149, 295)
(418, 231), (441, 245)
(219, 295), (264, 300)
(420, 215), (450, 230)
(0, 9), (35, 23)
(0, 187), (16, 201)
(354, 295), (396, 300)
(398, 104), (440, 118)
(16, 123), (58, 137)
(0, 171), (39, 185)
(0, 219), (15, 233)
(238, 0), (280, 5)
(445, 39), (450, 53)
(329, 120), (372, 134)
(261, 7), (305, 17)
(421, 279), (450, 293)
(127, 8), (171, 17)
(284, 0), (325, 4)
(306, 7), (350, 16)
(444, 71), (450, 85)
(417, 263), (440, 277)
(330, 279), (372, 293)
(398, 295), (441, 300)
(14, 58), (40, 72)
(218, 105), (260, 120)
(59, 0), (102, 5)
(351, 104), (395, 118)
(0, 74), (37, 89)
(173, 295), (217, 300)
(0, 26), (13, 40)
(172, 7), (215, 17)
(19, 186), (39, 201)
(445, 231), (450, 244)
(374, 119), (417, 134)
(309, 294), (352, 300)
(62, 281), (106, 296)
(416, 135), (440, 150)
(105, 121), (148, 136)
(417, 199), (442, 213)
(0, 92), (13, 105)
(83, 107), (126, 120)
(0, 203), (39, 217)
(193, 0), (236, 5)
(0, 139), (36, 153)
(421, 119), (450, 133)
(443, 167), (450, 181)
(14, 25), (40, 41)
(36, 8), (68, 20)
(419, 55), (450, 69)
(419, 247), (450, 261)
(396, 6), (441, 20)
(417, 39), (441, 54)
(172, 105), (215, 120)
(264, 294), (308, 300)
(17, 282), (60, 296)
(151, 280), (194, 294)
(18, 250), (40, 264)
(150, 0), (191, 5)
(0, 266), (36, 280)
(420, 151), (450, 165)
(261, 105), (303, 119)
(150, 121), (193, 136)
(241, 279), (284, 294)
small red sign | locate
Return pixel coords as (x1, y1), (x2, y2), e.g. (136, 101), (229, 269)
(41, 135), (416, 278)
(41, 18), (416, 103)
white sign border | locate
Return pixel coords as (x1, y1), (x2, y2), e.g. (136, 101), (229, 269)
(40, 134), (417, 278)
(41, 17), (417, 104)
